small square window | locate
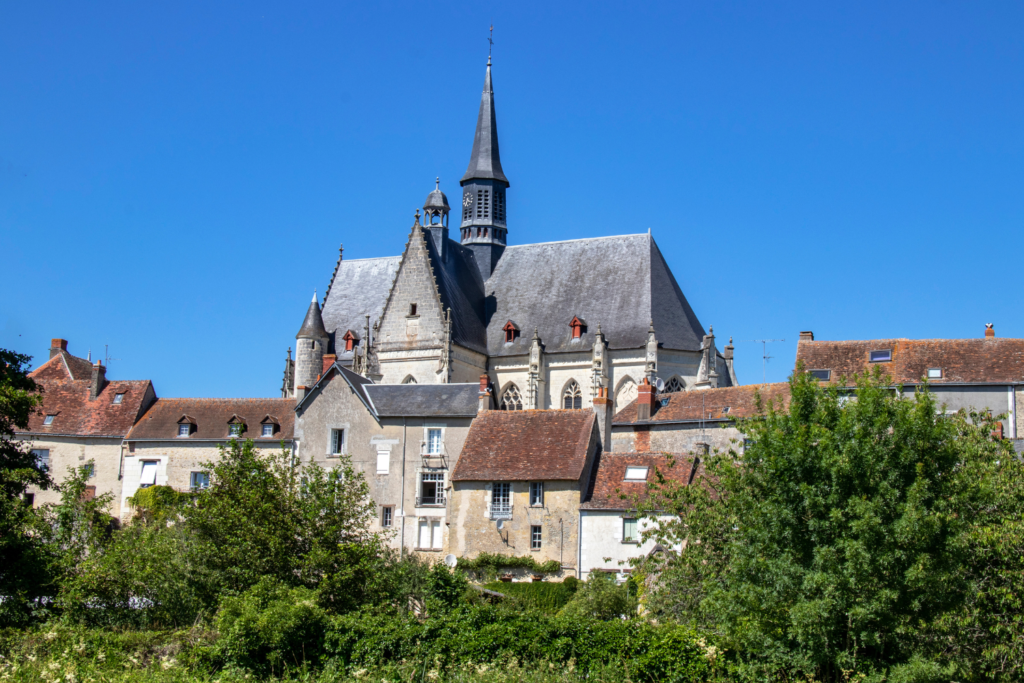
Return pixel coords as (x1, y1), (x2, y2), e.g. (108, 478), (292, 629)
(381, 506), (393, 528)
(261, 423), (274, 437)
(623, 517), (638, 543)
(530, 482), (544, 506)
(190, 471), (210, 490)
(624, 466), (649, 481)
(178, 424), (190, 437)
(409, 303), (418, 316)
(83, 463), (95, 479)
(330, 429), (345, 455)
(229, 423), (244, 437)
(43, 415), (55, 426)
(809, 369), (831, 381)
(531, 525), (542, 550)
(31, 449), (49, 470)
(113, 393), (124, 405)
(870, 350), (892, 363)
(927, 368), (942, 379)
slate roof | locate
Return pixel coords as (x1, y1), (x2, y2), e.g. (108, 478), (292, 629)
(581, 452), (699, 510)
(23, 352), (155, 437)
(613, 383), (791, 424)
(795, 337), (1024, 385)
(296, 298), (328, 340)
(128, 398), (296, 441)
(452, 410), (597, 481)
(461, 59), (507, 184)
(365, 383), (479, 417)
(320, 256), (401, 359)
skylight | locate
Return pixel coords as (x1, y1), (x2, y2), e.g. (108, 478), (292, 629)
(869, 350), (892, 362)
(624, 466), (649, 481)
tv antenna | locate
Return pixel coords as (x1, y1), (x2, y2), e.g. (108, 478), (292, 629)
(739, 338), (785, 385)
(104, 344), (121, 369)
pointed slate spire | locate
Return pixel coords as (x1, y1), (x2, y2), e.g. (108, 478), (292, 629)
(296, 293), (328, 339)
(461, 57), (508, 184)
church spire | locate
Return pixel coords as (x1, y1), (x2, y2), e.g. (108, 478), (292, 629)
(461, 56), (508, 184)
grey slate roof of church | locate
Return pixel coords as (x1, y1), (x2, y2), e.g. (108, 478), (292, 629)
(321, 256), (401, 357)
(364, 383), (480, 417)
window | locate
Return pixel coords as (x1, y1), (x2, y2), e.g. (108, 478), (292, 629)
(427, 428), (443, 455)
(381, 506), (393, 528)
(376, 449), (390, 474)
(83, 463), (95, 479)
(624, 466), (649, 481)
(491, 482), (512, 518)
(402, 376), (417, 384)
(500, 384), (523, 411)
(419, 472), (445, 506)
(409, 303), (417, 316)
(139, 461), (158, 488)
(663, 377), (684, 393)
(531, 525), (542, 550)
(502, 321), (517, 343)
(43, 415), (55, 426)
(178, 423), (190, 437)
(418, 518), (442, 549)
(569, 316), (584, 340)
(229, 423), (244, 437)
(870, 350), (892, 363)
(562, 380), (583, 409)
(330, 429), (345, 455)
(113, 393), (124, 405)
(623, 518), (638, 543)
(927, 368), (942, 379)
(262, 423), (274, 437)
(809, 369), (831, 381)
(23, 493), (34, 507)
(343, 330), (357, 352)
(190, 472), (210, 490)
(530, 482), (544, 507)
(31, 449), (49, 471)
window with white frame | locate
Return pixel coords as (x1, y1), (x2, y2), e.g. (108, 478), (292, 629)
(531, 525), (542, 550)
(83, 463), (95, 479)
(178, 423), (190, 437)
(330, 429), (345, 455)
(530, 482), (544, 507)
(870, 350), (892, 362)
(927, 368), (942, 379)
(624, 466), (649, 481)
(139, 461), (158, 489)
(622, 517), (638, 543)
(376, 449), (390, 475)
(491, 482), (511, 518)
(261, 423), (274, 437)
(419, 471), (444, 506)
(113, 393), (124, 404)
(418, 518), (442, 549)
(427, 428), (443, 455)
(381, 506), (393, 528)
(43, 415), (55, 426)
(31, 449), (49, 471)
(190, 472), (210, 490)
(229, 422), (244, 437)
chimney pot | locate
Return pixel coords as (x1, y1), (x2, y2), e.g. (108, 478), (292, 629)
(985, 323), (995, 338)
(478, 374), (492, 412)
(799, 331), (814, 341)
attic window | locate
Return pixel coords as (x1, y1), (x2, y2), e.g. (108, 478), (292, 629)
(228, 421), (245, 437)
(927, 368), (942, 379)
(722, 406), (731, 414)
(569, 316), (586, 340)
(870, 350), (892, 363)
(809, 369), (831, 381)
(43, 415), (55, 426)
(624, 466), (649, 481)
(342, 330), (358, 352)
(178, 424), (190, 437)
(113, 393), (124, 405)
(502, 321), (518, 344)
(262, 423), (274, 437)
(409, 303), (418, 316)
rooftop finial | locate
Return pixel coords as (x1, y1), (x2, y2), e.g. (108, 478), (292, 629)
(414, 208), (421, 226)
(312, 290), (317, 303)
(488, 24), (493, 61)
(436, 176), (440, 190)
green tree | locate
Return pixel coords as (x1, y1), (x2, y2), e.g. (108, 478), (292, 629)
(559, 571), (637, 621)
(638, 368), (1012, 681)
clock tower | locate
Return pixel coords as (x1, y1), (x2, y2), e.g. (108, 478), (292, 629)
(460, 55), (509, 282)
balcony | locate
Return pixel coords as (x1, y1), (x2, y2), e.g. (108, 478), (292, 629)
(489, 502), (512, 520)
(416, 494), (446, 507)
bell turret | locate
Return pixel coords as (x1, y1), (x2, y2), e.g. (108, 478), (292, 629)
(423, 177), (450, 261)
(294, 292), (329, 399)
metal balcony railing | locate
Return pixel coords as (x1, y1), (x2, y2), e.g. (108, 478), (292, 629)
(416, 494), (446, 507)
(489, 502), (512, 520)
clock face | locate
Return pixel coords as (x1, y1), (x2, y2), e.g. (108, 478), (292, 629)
(463, 193), (473, 207)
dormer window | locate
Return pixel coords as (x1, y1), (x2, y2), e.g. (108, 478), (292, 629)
(870, 350), (892, 362)
(342, 330), (358, 352)
(177, 415), (196, 437)
(502, 320), (518, 344)
(409, 303), (418, 316)
(43, 415), (55, 426)
(178, 424), (190, 437)
(262, 424), (274, 437)
(260, 415), (279, 437)
(569, 316), (586, 340)
(113, 393), (125, 405)
(229, 424), (243, 437)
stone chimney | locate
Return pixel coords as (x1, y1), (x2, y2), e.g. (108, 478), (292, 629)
(478, 374), (492, 412)
(592, 386), (614, 452)
(799, 331), (814, 341)
(636, 378), (656, 422)
(50, 338), (68, 359)
(90, 361), (106, 400)
(985, 323), (995, 338)
(723, 336), (739, 386)
(296, 385), (308, 401)
(321, 354), (336, 377)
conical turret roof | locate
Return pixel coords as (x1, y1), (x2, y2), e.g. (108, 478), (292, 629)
(461, 57), (508, 185)
(296, 293), (329, 339)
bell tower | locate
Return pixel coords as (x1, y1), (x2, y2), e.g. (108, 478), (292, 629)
(460, 55), (509, 282)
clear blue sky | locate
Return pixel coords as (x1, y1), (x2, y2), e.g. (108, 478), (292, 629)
(2, 2), (1022, 397)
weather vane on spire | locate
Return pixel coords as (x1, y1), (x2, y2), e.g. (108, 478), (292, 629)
(488, 25), (494, 58)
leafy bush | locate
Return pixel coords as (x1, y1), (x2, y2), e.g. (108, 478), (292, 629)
(558, 572), (637, 621)
(482, 580), (577, 613)
(456, 552), (561, 579)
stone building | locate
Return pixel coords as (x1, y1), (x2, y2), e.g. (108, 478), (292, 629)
(282, 55), (738, 412)
(449, 410), (600, 577)
(294, 362), (481, 556)
(16, 339), (157, 519)
(122, 397), (296, 516)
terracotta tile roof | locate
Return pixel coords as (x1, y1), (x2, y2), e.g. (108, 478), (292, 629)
(581, 451), (699, 510)
(613, 383), (791, 424)
(451, 410), (597, 481)
(22, 355), (155, 437)
(795, 337), (1024, 385)
(128, 397), (296, 441)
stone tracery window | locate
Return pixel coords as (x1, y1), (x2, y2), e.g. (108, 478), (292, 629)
(562, 380), (583, 409)
(663, 376), (684, 393)
(500, 384), (523, 411)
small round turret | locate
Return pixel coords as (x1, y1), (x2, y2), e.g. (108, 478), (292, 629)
(423, 177), (450, 227)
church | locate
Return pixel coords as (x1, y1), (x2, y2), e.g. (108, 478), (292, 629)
(283, 56), (737, 413)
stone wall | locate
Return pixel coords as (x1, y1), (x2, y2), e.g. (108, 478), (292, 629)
(610, 421), (744, 454)
(376, 228), (446, 354)
(18, 436), (125, 517)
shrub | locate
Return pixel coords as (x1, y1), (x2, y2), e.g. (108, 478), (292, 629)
(482, 580), (576, 613)
(558, 572), (637, 621)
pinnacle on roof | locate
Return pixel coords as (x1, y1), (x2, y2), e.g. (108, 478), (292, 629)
(296, 295), (328, 339)
(461, 56), (508, 185)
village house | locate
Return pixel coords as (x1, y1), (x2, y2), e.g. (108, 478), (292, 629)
(17, 339), (156, 518)
(449, 409), (600, 577)
(122, 397), (296, 516)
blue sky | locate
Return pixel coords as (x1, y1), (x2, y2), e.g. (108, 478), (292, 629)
(2, 1), (1022, 397)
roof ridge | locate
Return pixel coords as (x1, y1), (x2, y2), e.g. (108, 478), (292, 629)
(503, 233), (650, 249)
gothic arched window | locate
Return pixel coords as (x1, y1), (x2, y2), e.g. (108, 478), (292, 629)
(562, 380), (583, 410)
(402, 375), (417, 384)
(663, 376), (684, 393)
(501, 384), (523, 411)
(615, 379), (638, 413)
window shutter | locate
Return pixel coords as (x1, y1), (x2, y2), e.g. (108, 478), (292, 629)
(140, 461), (158, 486)
(418, 520), (431, 549)
(431, 520), (443, 549)
(376, 450), (389, 474)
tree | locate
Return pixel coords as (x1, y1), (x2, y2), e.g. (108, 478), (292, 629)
(637, 368), (1013, 681)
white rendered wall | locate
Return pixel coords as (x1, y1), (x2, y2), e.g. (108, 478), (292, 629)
(579, 510), (677, 581)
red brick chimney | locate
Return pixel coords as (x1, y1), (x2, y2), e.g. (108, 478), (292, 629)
(322, 354), (336, 375)
(478, 374), (492, 412)
(50, 338), (68, 359)
(636, 378), (655, 421)
(985, 323), (995, 338)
